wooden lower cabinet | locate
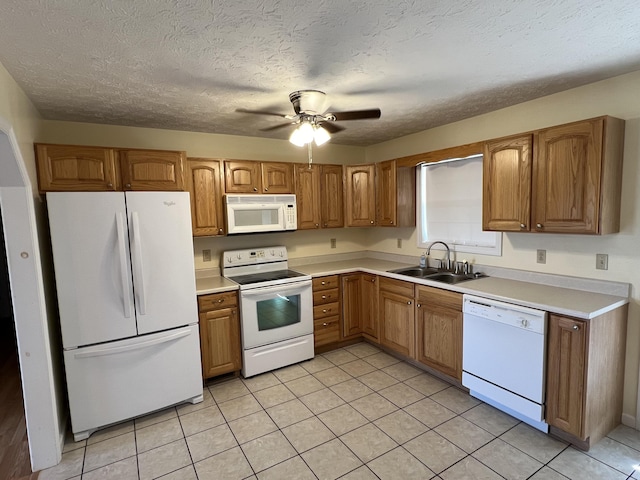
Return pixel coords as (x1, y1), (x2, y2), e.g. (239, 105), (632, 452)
(415, 286), (463, 381)
(312, 275), (341, 347)
(378, 277), (414, 357)
(341, 273), (378, 340)
(546, 307), (627, 449)
(198, 291), (241, 379)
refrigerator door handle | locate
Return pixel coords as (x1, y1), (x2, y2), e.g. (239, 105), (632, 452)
(116, 212), (132, 318)
(72, 329), (191, 358)
(131, 212), (147, 315)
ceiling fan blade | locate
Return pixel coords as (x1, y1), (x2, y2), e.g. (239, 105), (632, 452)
(236, 108), (290, 118)
(320, 121), (345, 134)
(260, 122), (295, 132)
(331, 109), (381, 121)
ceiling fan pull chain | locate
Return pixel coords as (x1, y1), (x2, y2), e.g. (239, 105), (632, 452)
(307, 142), (313, 168)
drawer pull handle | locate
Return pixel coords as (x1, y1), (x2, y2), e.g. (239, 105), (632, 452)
(322, 309), (328, 313)
(573, 325), (580, 331)
(217, 299), (224, 303)
(322, 295), (327, 299)
(322, 322), (328, 326)
(321, 281), (326, 285)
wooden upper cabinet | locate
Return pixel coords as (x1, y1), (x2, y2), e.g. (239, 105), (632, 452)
(119, 149), (185, 191)
(224, 160), (261, 193)
(294, 164), (321, 229)
(186, 158), (225, 236)
(320, 165), (344, 228)
(262, 162), (293, 193)
(294, 163), (344, 230)
(482, 134), (533, 232)
(376, 160), (416, 228)
(345, 164), (376, 227)
(533, 117), (623, 234)
(35, 144), (120, 192)
(483, 116), (624, 235)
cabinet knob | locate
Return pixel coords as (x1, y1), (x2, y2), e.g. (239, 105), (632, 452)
(417, 303), (422, 308)
(520, 223), (526, 229)
(315, 223), (319, 227)
(253, 187), (258, 192)
(125, 183), (131, 188)
(322, 322), (328, 326)
(217, 298), (224, 303)
(264, 187), (268, 192)
(107, 183), (113, 188)
(324, 223), (328, 227)
(371, 278), (375, 283)
(218, 228), (224, 234)
(389, 221), (393, 225)
(573, 325), (580, 331)
(407, 301), (412, 305)
(321, 281), (326, 285)
(322, 309), (328, 313)
(536, 223), (543, 229)
(370, 220), (374, 224)
(322, 295), (327, 299)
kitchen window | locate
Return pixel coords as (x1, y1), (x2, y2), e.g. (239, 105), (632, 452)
(417, 154), (502, 256)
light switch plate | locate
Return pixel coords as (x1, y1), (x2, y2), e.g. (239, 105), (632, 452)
(536, 249), (546, 264)
(596, 253), (608, 270)
(330, 238), (336, 249)
(202, 249), (211, 262)
(397, 238), (402, 248)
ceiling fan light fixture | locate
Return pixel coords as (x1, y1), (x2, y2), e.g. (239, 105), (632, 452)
(289, 121), (318, 147)
(313, 125), (331, 146)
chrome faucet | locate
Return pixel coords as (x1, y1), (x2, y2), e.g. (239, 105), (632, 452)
(427, 241), (451, 270)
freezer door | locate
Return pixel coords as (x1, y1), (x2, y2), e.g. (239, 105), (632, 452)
(125, 192), (198, 334)
(64, 325), (203, 439)
(47, 192), (137, 348)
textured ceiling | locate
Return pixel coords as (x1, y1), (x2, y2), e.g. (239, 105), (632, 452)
(0, 1), (639, 146)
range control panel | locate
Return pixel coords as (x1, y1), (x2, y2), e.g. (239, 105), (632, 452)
(222, 246), (288, 268)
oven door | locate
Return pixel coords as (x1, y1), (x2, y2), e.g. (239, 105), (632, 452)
(240, 280), (313, 349)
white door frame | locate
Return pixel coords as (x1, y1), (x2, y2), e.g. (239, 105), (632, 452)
(0, 118), (62, 470)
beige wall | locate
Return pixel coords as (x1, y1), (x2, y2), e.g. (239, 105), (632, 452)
(365, 69), (640, 423)
(39, 121), (366, 165)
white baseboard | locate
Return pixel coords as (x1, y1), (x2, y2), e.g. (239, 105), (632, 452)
(622, 413), (637, 429)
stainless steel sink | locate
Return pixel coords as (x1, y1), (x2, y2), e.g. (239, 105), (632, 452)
(388, 265), (484, 284)
(388, 266), (439, 277)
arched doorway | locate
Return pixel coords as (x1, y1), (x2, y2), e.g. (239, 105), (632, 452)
(0, 121), (62, 471)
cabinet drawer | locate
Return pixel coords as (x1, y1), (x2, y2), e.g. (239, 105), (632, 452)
(378, 276), (414, 297)
(314, 302), (340, 319)
(198, 291), (238, 312)
(314, 316), (340, 346)
(313, 275), (340, 291)
(416, 285), (462, 310)
(313, 288), (340, 305)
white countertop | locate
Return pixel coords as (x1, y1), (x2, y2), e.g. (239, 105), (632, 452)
(196, 258), (628, 319)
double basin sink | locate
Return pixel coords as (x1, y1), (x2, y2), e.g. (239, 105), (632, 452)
(388, 265), (485, 285)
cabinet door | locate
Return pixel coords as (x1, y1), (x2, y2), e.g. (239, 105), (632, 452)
(199, 306), (242, 379)
(320, 165), (344, 228)
(546, 314), (587, 439)
(186, 158), (225, 236)
(262, 162), (293, 193)
(341, 274), (362, 338)
(225, 160), (261, 193)
(379, 289), (414, 357)
(376, 160), (397, 226)
(119, 149), (185, 191)
(415, 303), (462, 380)
(482, 135), (532, 232)
(533, 119), (603, 233)
(360, 274), (379, 340)
(35, 144), (119, 192)
(345, 165), (376, 227)
(294, 164), (321, 229)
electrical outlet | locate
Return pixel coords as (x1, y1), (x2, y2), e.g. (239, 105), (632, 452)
(202, 249), (211, 262)
(536, 249), (546, 264)
(330, 238), (336, 249)
(596, 253), (608, 270)
(397, 238), (402, 248)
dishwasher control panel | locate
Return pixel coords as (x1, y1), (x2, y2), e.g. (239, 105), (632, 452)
(463, 295), (547, 334)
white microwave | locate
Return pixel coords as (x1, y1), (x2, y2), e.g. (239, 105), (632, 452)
(225, 194), (297, 235)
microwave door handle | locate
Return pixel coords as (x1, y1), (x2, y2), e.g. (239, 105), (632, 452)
(240, 280), (312, 298)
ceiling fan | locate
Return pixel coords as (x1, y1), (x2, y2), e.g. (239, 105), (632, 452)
(237, 90), (381, 147)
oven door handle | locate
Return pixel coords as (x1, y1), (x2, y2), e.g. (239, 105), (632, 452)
(240, 279), (312, 297)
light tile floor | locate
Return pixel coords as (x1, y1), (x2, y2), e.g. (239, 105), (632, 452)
(40, 343), (640, 480)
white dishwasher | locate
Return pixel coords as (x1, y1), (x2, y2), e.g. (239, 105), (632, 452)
(462, 294), (548, 432)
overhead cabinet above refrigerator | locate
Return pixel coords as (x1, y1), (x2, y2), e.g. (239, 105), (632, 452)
(47, 191), (203, 441)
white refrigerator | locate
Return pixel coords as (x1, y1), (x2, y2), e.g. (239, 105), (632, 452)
(47, 191), (203, 441)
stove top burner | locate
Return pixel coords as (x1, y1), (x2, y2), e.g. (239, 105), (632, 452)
(229, 269), (307, 286)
